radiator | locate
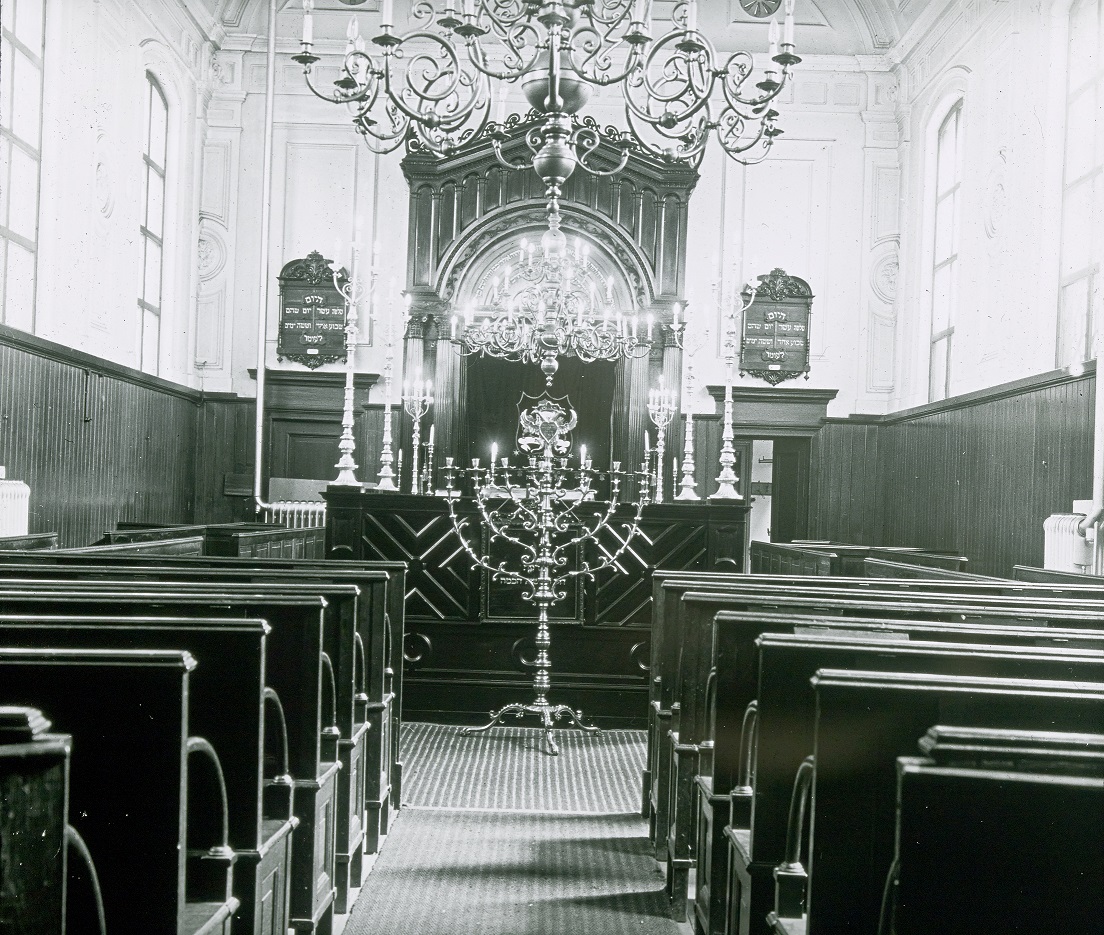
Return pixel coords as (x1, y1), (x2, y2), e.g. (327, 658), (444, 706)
(1043, 512), (1093, 572)
(0, 468), (30, 537)
(262, 500), (327, 529)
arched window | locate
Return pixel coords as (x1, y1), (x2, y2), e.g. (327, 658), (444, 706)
(139, 73), (168, 375)
(928, 100), (963, 402)
(0, 0), (47, 331)
(1057, 0), (1104, 367)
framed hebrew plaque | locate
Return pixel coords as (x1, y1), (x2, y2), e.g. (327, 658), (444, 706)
(739, 268), (812, 385)
(277, 251), (348, 369)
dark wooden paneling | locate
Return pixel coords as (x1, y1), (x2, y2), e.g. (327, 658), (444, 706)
(0, 327), (199, 547)
(808, 369), (1094, 576)
(193, 395), (255, 524)
(809, 419), (881, 545)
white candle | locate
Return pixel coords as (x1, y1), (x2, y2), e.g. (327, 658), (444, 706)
(428, 424), (435, 447)
(426, 379), (433, 396)
(381, 0), (394, 28)
(644, 433), (651, 455)
(491, 442), (498, 464)
(673, 302), (681, 327)
(580, 444), (587, 467)
(686, 0), (697, 31)
(647, 314), (654, 341)
(302, 0), (314, 45)
(768, 18), (780, 57)
(451, 316), (458, 339)
(784, 0), (795, 46)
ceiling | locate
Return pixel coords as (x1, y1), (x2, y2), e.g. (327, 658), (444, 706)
(203, 0), (934, 57)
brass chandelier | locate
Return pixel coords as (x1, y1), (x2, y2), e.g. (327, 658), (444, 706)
(450, 202), (654, 383)
(293, 0), (801, 185)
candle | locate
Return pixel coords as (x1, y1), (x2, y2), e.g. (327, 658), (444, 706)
(495, 83), (507, 124)
(346, 15), (359, 53)
(784, 0), (795, 46)
(644, 433), (651, 455)
(580, 444), (587, 467)
(426, 379), (433, 396)
(302, 0), (314, 45)
(491, 442), (498, 465)
(606, 275), (614, 303)
(381, 0), (394, 28)
(686, 0), (697, 31)
(673, 302), (681, 327)
(451, 316), (458, 339)
(463, 0), (475, 16)
(647, 314), (654, 341)
(768, 18), (780, 58)
(428, 424), (435, 447)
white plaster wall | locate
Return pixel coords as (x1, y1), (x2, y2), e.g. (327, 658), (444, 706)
(35, 0), (213, 383)
(890, 0), (1092, 408)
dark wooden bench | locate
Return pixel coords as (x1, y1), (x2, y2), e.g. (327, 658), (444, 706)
(890, 726), (1104, 935)
(768, 670), (1104, 935)
(93, 522), (327, 560)
(708, 624), (1104, 935)
(0, 532), (58, 550)
(646, 567), (1104, 858)
(0, 549), (409, 836)
(662, 585), (1104, 921)
(0, 583), (338, 934)
(0, 613), (294, 935)
(864, 556), (996, 579)
(0, 647), (240, 934)
(0, 706), (86, 934)
(58, 536), (208, 556)
(0, 550), (405, 863)
(1013, 563), (1104, 584)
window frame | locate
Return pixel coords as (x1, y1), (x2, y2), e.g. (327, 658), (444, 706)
(138, 72), (168, 375)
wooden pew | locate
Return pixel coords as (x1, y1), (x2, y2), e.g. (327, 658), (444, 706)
(644, 567), (1104, 859)
(91, 522), (327, 560)
(890, 726), (1104, 935)
(59, 536), (208, 556)
(0, 614), (294, 935)
(0, 583), (338, 935)
(864, 556), (996, 579)
(708, 625), (1104, 935)
(0, 647), (240, 934)
(662, 586), (1104, 921)
(0, 706), (76, 934)
(1013, 563), (1104, 584)
(768, 670), (1104, 935)
(0, 532), (58, 550)
(0, 550), (405, 862)
(0, 548), (409, 835)
(0, 562), (374, 913)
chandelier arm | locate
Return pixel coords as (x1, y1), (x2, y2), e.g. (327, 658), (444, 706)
(622, 100), (711, 163)
(566, 23), (647, 88)
(491, 135), (539, 171)
(572, 504), (648, 577)
(714, 107), (773, 162)
(465, 26), (543, 82)
(571, 126), (633, 177)
(481, 500), (534, 550)
(300, 57), (379, 107)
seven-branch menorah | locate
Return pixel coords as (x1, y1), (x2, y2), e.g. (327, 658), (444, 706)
(443, 397), (651, 755)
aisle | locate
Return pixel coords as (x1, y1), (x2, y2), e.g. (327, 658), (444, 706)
(340, 723), (682, 935)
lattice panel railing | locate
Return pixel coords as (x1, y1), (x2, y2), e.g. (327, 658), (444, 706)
(360, 512), (477, 620)
(589, 519), (709, 626)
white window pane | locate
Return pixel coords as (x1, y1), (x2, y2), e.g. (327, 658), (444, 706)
(14, 0), (44, 53)
(142, 307), (160, 374)
(7, 143), (38, 241)
(143, 238), (162, 306)
(146, 166), (164, 235)
(1065, 86), (1098, 181)
(929, 335), (949, 402)
(0, 138), (9, 227)
(934, 196), (955, 262)
(931, 263), (954, 333)
(12, 48), (41, 149)
(1061, 180), (1094, 275)
(148, 85), (167, 164)
(1, 38), (13, 133)
(936, 109), (960, 193)
(4, 239), (35, 330)
(1058, 276), (1091, 365)
(1069, 0), (1100, 89)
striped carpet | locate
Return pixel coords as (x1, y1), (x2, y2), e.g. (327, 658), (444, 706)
(341, 722), (680, 935)
(399, 722), (646, 812)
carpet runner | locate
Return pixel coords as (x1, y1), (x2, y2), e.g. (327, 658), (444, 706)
(341, 723), (680, 935)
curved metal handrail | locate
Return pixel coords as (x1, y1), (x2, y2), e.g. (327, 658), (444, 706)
(66, 824), (107, 935)
(320, 651), (341, 741)
(735, 701), (759, 792)
(781, 755), (815, 869)
(353, 631), (369, 704)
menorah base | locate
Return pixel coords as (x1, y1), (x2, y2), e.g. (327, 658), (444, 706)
(461, 700), (600, 756)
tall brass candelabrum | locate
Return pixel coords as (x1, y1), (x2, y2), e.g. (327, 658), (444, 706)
(443, 398), (651, 755)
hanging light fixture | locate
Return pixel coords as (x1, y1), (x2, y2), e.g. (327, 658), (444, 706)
(292, 0), (801, 194)
(448, 201), (653, 384)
